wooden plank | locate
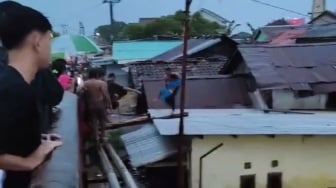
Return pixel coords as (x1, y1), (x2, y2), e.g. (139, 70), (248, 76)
(152, 112), (189, 119)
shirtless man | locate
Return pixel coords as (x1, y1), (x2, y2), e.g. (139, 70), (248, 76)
(84, 67), (112, 127)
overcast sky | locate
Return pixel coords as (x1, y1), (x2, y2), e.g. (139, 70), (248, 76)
(11, 0), (336, 35)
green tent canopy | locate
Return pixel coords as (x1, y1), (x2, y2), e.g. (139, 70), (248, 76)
(52, 34), (103, 55)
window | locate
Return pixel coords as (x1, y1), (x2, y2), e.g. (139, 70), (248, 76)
(271, 160), (279, 167)
(244, 162), (251, 169)
(240, 175), (255, 188)
(267, 173), (282, 188)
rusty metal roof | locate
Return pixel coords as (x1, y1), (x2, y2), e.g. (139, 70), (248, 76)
(143, 77), (251, 109)
(270, 30), (306, 45)
(129, 60), (227, 87)
(255, 25), (308, 43)
(236, 43), (336, 92)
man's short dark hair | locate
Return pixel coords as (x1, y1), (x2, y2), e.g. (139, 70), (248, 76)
(87, 68), (98, 79)
(51, 59), (67, 78)
(0, 1), (52, 50)
(108, 73), (115, 78)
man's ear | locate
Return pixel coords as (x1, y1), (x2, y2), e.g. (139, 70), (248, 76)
(27, 31), (42, 52)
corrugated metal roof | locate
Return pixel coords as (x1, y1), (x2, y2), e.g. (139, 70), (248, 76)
(121, 124), (177, 167)
(303, 24), (336, 38)
(113, 41), (181, 64)
(198, 8), (230, 25)
(151, 38), (221, 61)
(270, 30), (306, 45)
(150, 109), (336, 135)
(143, 77), (251, 109)
(129, 60), (227, 87)
(236, 43), (336, 92)
(256, 25), (308, 42)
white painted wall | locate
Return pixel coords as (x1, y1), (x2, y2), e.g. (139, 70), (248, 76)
(272, 90), (327, 110)
(191, 136), (336, 188)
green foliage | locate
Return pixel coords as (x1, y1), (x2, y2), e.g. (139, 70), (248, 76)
(94, 21), (127, 42)
(95, 10), (239, 40)
(120, 24), (145, 40)
(190, 12), (221, 36)
(143, 17), (183, 36)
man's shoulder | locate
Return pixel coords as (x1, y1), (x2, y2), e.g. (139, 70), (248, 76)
(0, 68), (30, 97)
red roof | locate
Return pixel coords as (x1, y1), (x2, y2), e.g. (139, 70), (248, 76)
(270, 30), (307, 45)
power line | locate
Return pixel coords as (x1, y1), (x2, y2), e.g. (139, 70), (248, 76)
(250, 0), (336, 24)
(250, 0), (309, 18)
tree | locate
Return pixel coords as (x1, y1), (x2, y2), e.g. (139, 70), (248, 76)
(95, 10), (234, 40)
(120, 24), (145, 40)
(52, 31), (60, 38)
(266, 18), (288, 26)
(190, 12), (222, 36)
(143, 17), (183, 37)
(94, 21), (127, 42)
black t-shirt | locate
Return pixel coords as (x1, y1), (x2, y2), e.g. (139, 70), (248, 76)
(0, 66), (41, 188)
(107, 81), (127, 100)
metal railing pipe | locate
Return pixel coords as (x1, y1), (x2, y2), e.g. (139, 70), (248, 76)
(30, 92), (81, 188)
(98, 147), (121, 188)
(105, 143), (138, 188)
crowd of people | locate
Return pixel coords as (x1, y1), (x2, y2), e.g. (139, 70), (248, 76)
(0, 1), (143, 187)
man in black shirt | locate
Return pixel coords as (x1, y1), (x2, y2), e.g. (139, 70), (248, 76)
(0, 1), (62, 187)
(106, 72), (141, 109)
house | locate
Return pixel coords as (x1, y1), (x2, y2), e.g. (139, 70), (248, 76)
(151, 36), (237, 62)
(220, 43), (336, 110)
(112, 41), (182, 64)
(254, 23), (336, 44)
(231, 32), (253, 44)
(296, 24), (336, 43)
(253, 25), (308, 43)
(197, 8), (230, 26)
(309, 10), (336, 25)
(115, 39), (336, 188)
(151, 108), (336, 188)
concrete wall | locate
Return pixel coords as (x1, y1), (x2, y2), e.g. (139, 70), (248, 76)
(191, 136), (336, 188)
(272, 90), (327, 110)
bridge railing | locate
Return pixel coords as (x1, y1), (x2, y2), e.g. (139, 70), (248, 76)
(30, 92), (81, 188)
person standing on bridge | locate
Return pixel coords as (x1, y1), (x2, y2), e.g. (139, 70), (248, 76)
(0, 1), (62, 188)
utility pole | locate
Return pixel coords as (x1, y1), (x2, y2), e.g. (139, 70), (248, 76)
(177, 0), (192, 188)
(103, 0), (121, 25)
(79, 22), (85, 35)
(312, 0), (326, 19)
